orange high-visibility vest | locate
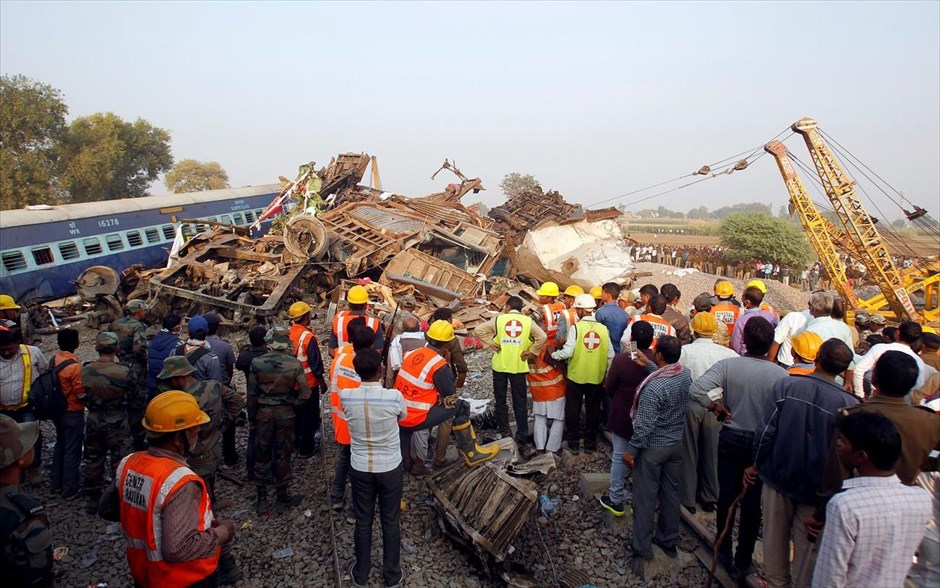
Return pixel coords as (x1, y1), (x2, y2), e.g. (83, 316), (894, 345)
(631, 314), (676, 350)
(711, 302), (741, 337)
(527, 350), (566, 403)
(332, 311), (380, 349)
(116, 452), (219, 588)
(1, 345), (32, 409)
(289, 323), (321, 388)
(329, 344), (358, 445)
(760, 302), (779, 320)
(541, 302), (566, 340)
(558, 308), (579, 343)
(787, 365), (815, 376)
(394, 346), (447, 428)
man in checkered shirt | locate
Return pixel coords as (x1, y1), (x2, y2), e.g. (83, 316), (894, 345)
(812, 411), (931, 588)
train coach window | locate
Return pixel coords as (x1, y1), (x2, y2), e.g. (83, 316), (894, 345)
(83, 237), (102, 256)
(219, 214), (233, 225)
(145, 228), (160, 244)
(31, 247), (54, 266)
(244, 210), (255, 223)
(1, 251), (27, 272)
(106, 233), (125, 251)
(161, 225), (175, 240)
(182, 224), (195, 239)
(127, 231), (143, 247)
(195, 222), (209, 232)
(58, 241), (80, 261)
(233, 213), (244, 225)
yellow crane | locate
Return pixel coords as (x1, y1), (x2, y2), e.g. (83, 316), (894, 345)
(791, 117), (922, 322)
(764, 140), (859, 308)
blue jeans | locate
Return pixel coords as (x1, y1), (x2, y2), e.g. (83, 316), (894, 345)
(609, 432), (633, 503)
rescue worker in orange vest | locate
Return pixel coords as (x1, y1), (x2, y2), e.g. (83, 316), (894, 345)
(528, 333), (567, 454)
(788, 331), (823, 375)
(621, 294), (677, 352)
(556, 285), (584, 346)
(710, 281), (742, 338)
(99, 391), (236, 588)
(746, 279), (779, 319)
(473, 296), (547, 453)
(328, 319), (376, 512)
(328, 286), (384, 358)
(288, 302), (327, 458)
(395, 321), (499, 467)
(537, 282), (566, 352)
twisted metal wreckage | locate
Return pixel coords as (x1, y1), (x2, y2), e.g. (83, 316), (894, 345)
(80, 153), (631, 332)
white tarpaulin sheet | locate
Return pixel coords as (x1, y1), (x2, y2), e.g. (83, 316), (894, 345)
(519, 219), (634, 287)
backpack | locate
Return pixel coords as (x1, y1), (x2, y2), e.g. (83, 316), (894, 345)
(30, 358), (77, 420)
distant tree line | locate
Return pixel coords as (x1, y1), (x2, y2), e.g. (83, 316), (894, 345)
(629, 201), (775, 220)
(0, 75), (229, 210)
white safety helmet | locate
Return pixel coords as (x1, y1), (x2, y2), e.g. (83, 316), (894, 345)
(573, 293), (597, 309)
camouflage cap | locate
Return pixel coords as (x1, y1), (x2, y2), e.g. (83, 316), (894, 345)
(870, 314), (887, 325)
(399, 295), (417, 308)
(157, 356), (196, 380)
(0, 414), (39, 468)
(126, 299), (150, 312)
(265, 325), (291, 350)
(96, 331), (120, 347)
(854, 310), (871, 325)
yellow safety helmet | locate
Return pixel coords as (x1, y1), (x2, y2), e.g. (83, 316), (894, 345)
(536, 282), (560, 297)
(589, 286), (603, 300)
(790, 331), (824, 362)
(288, 301), (312, 319)
(0, 295), (20, 310)
(142, 390), (210, 434)
(746, 279), (767, 294)
(563, 285), (584, 298)
(427, 320), (455, 342)
(715, 281), (735, 298)
(347, 285), (369, 305)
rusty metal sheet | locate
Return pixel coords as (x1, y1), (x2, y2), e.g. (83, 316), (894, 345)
(382, 248), (480, 297)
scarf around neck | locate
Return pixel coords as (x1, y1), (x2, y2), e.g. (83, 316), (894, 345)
(630, 362), (684, 420)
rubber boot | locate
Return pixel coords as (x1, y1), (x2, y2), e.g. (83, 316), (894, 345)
(452, 421), (500, 466)
(275, 485), (301, 513)
(256, 486), (271, 513)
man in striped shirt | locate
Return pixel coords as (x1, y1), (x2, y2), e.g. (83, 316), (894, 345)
(341, 349), (407, 588)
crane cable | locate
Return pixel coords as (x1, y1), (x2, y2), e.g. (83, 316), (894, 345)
(787, 150), (921, 259)
(818, 128), (940, 240)
(585, 127), (791, 209)
(812, 133), (936, 254)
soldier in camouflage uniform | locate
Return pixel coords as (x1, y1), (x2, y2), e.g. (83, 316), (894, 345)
(82, 331), (137, 514)
(247, 326), (311, 513)
(0, 414), (53, 586)
(157, 356), (242, 500)
(109, 299), (150, 450)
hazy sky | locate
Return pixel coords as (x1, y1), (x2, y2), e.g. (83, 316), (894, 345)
(2, 1), (938, 220)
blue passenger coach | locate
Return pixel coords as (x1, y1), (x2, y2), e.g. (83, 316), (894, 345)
(0, 184), (280, 303)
